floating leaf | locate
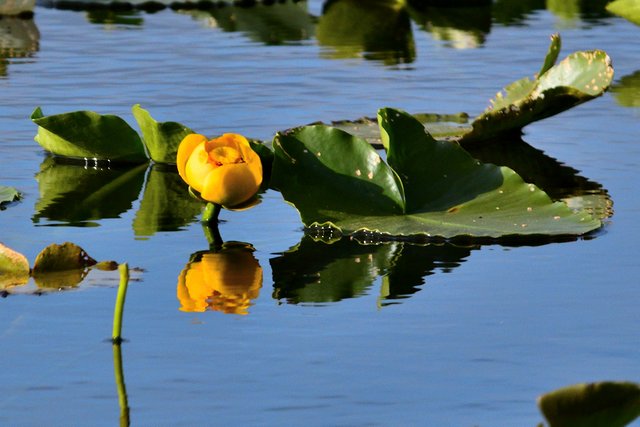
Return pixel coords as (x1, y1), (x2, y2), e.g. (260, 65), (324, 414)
(33, 157), (147, 226)
(133, 164), (203, 237)
(0, 243), (30, 289)
(606, 0), (640, 26)
(272, 107), (601, 240)
(31, 107), (147, 163)
(460, 35), (614, 144)
(538, 381), (640, 427)
(32, 242), (97, 288)
(131, 104), (193, 165)
(0, 185), (20, 208)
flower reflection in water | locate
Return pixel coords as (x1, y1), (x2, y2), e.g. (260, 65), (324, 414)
(177, 242), (262, 315)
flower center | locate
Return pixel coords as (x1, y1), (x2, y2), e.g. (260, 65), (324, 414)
(208, 146), (244, 167)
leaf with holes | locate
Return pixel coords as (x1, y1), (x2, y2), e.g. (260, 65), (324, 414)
(272, 107), (601, 240)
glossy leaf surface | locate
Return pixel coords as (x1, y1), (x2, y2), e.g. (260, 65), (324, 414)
(31, 107), (147, 163)
(132, 104), (193, 165)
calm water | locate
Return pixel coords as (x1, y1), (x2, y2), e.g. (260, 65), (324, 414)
(1, 1), (639, 425)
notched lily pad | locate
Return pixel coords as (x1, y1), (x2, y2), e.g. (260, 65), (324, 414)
(461, 34), (614, 144)
(0, 243), (30, 289)
(272, 107), (602, 241)
(132, 104), (194, 165)
(32, 242), (97, 288)
(538, 381), (640, 427)
(31, 107), (148, 163)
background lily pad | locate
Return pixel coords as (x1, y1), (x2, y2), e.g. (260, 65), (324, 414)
(0, 243), (30, 289)
(0, 185), (20, 208)
(606, 0), (640, 26)
(31, 107), (148, 163)
(272, 107), (601, 240)
(132, 104), (193, 165)
(538, 381), (640, 427)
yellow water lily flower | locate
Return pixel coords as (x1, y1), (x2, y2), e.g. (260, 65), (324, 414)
(177, 133), (262, 208)
(177, 246), (262, 315)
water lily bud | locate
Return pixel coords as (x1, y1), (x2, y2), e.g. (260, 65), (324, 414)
(177, 133), (262, 208)
(177, 245), (262, 315)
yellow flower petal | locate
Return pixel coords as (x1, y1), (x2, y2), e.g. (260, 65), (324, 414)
(184, 143), (216, 193)
(177, 134), (207, 184)
(200, 162), (261, 207)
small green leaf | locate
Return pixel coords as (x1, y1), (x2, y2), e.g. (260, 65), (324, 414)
(131, 104), (194, 164)
(538, 33), (561, 77)
(31, 107), (148, 163)
(32, 242), (97, 273)
(606, 0), (640, 26)
(538, 381), (640, 427)
(271, 124), (406, 225)
(0, 185), (20, 208)
(0, 243), (30, 289)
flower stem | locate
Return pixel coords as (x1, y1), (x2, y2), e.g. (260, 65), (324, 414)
(112, 263), (129, 344)
(202, 202), (222, 225)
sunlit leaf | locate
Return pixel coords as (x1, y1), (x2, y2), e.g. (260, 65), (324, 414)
(0, 185), (20, 208)
(538, 381), (640, 427)
(0, 243), (30, 289)
(539, 33), (561, 77)
(33, 157), (147, 226)
(131, 104), (193, 165)
(606, 0), (640, 26)
(31, 242), (96, 288)
(316, 0), (415, 64)
(461, 35), (614, 144)
(31, 107), (147, 163)
(272, 108), (602, 240)
(133, 164), (203, 237)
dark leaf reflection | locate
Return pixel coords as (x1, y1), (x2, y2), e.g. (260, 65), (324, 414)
(271, 235), (476, 306)
(0, 16), (39, 78)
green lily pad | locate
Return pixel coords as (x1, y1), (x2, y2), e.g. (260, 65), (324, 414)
(132, 164), (204, 238)
(607, 0), (640, 26)
(461, 35), (614, 144)
(131, 104), (194, 165)
(0, 243), (30, 289)
(31, 107), (148, 163)
(0, 185), (20, 208)
(272, 107), (601, 240)
(538, 381), (640, 427)
(32, 242), (97, 288)
(33, 157), (147, 226)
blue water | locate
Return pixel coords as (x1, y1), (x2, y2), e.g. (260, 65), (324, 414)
(1, 1), (639, 425)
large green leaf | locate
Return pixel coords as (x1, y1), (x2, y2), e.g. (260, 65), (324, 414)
(272, 107), (601, 240)
(271, 124), (406, 225)
(0, 185), (20, 208)
(33, 157), (146, 226)
(461, 36), (614, 144)
(607, 0), (640, 26)
(132, 164), (203, 237)
(131, 104), (193, 165)
(538, 381), (640, 427)
(31, 107), (147, 163)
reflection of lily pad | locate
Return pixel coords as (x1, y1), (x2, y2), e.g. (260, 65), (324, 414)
(0, 243), (30, 289)
(317, 0), (415, 64)
(538, 381), (640, 427)
(611, 70), (640, 108)
(408, 4), (491, 49)
(272, 107), (601, 240)
(271, 236), (475, 306)
(31, 107), (147, 163)
(33, 157), (147, 226)
(133, 164), (203, 237)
